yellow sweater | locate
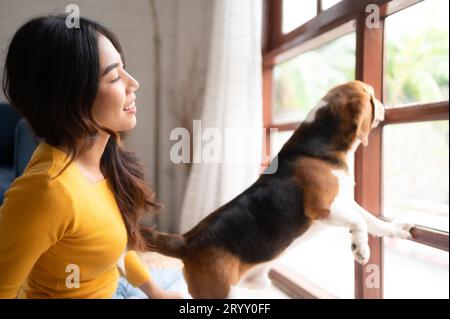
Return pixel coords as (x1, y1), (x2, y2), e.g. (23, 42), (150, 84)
(0, 142), (150, 298)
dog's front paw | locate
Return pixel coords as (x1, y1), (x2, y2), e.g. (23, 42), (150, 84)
(387, 221), (414, 240)
(351, 241), (370, 265)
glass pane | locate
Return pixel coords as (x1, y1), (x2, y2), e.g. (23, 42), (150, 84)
(282, 0), (317, 34)
(322, 0), (343, 10)
(385, 0), (449, 107)
(278, 226), (355, 298)
(273, 32), (355, 124)
(383, 121), (449, 231)
(384, 237), (449, 298)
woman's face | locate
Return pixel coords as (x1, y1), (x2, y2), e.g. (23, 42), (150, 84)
(92, 34), (139, 133)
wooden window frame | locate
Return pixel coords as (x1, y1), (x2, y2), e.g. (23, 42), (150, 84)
(263, 0), (449, 299)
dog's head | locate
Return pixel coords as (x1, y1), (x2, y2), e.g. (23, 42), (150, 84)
(322, 80), (385, 147)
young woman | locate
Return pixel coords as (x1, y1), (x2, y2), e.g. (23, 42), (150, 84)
(0, 15), (185, 299)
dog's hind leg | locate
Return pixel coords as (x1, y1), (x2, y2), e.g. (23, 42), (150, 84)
(238, 262), (274, 290)
(183, 250), (240, 299)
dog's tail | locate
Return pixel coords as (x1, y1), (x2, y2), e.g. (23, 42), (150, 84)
(140, 228), (186, 259)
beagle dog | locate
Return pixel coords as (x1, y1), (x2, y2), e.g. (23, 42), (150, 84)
(142, 81), (413, 299)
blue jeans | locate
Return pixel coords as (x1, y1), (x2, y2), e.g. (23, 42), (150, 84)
(112, 268), (190, 299)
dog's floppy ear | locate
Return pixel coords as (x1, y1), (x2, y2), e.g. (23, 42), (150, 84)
(350, 95), (372, 146)
(357, 121), (370, 146)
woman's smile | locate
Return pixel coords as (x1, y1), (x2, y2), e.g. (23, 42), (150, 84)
(123, 100), (137, 113)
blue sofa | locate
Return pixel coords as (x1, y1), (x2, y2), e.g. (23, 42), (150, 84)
(0, 102), (38, 205)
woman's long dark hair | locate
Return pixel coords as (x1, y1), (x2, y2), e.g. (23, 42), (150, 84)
(2, 15), (160, 251)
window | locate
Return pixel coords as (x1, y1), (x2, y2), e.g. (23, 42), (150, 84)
(282, 0), (317, 34)
(384, 238), (449, 298)
(273, 33), (355, 123)
(322, 0), (343, 11)
(384, 0), (449, 106)
(379, 0), (449, 299)
(263, 0), (449, 299)
(278, 227), (355, 298)
(383, 121), (449, 232)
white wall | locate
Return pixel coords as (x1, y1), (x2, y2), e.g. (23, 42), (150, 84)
(0, 0), (213, 232)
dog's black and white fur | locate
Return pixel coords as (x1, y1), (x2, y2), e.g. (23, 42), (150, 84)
(141, 81), (414, 299)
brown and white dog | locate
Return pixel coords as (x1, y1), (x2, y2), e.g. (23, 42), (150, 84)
(142, 80), (413, 299)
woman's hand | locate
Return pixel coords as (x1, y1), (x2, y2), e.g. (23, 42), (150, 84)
(139, 280), (184, 299)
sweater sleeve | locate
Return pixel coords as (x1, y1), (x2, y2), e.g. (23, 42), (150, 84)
(0, 176), (75, 298)
(123, 251), (151, 287)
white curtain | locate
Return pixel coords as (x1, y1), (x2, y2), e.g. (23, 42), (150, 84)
(178, 0), (263, 233)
